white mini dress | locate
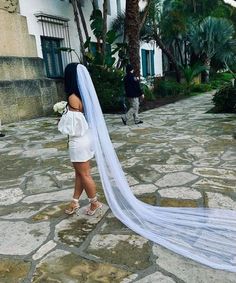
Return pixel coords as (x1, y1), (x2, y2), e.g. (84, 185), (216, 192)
(58, 109), (94, 162)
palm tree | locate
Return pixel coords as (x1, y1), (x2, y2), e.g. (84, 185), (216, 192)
(101, 0), (108, 63)
(188, 16), (235, 82)
(125, 0), (140, 76)
(71, 0), (86, 65)
(77, 0), (89, 42)
(141, 0), (182, 82)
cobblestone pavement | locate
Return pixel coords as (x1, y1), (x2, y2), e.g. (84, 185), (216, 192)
(0, 92), (236, 283)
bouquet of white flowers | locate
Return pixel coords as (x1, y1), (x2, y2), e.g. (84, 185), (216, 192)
(53, 101), (67, 114)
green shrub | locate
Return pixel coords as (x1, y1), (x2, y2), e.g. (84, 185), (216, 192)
(88, 65), (124, 112)
(210, 72), (235, 89)
(140, 82), (155, 100)
(210, 79), (234, 89)
(153, 78), (186, 97)
(191, 83), (212, 93)
(212, 83), (236, 113)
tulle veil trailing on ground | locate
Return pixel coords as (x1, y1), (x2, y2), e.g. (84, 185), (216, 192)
(76, 64), (236, 272)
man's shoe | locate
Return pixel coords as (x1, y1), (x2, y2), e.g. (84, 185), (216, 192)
(121, 117), (127, 125)
(135, 120), (143, 124)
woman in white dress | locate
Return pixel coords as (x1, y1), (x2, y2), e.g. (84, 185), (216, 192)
(58, 63), (102, 215)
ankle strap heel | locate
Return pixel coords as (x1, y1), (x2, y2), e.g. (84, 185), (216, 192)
(86, 195), (102, 216)
(88, 196), (98, 204)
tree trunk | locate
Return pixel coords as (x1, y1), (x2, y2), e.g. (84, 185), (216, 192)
(102, 0), (108, 64)
(192, 0), (197, 13)
(125, 0), (140, 77)
(71, 0), (86, 65)
(175, 38), (184, 66)
(139, 0), (152, 32)
(154, 32), (181, 82)
(77, 0), (89, 42)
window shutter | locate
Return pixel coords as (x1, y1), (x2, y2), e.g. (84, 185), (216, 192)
(141, 49), (147, 77)
(151, 50), (155, 76)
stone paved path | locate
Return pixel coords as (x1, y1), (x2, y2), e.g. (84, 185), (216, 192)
(0, 92), (236, 283)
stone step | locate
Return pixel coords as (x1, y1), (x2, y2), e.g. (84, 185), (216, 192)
(0, 56), (46, 80)
(0, 78), (61, 123)
(0, 10), (37, 57)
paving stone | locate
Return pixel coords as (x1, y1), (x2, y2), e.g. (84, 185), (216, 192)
(155, 172), (199, 188)
(0, 187), (24, 205)
(158, 187), (202, 208)
(32, 204), (67, 221)
(0, 258), (31, 283)
(7, 149), (24, 155)
(0, 141), (7, 149)
(121, 157), (141, 167)
(32, 240), (57, 260)
(0, 204), (48, 219)
(193, 157), (221, 166)
(55, 205), (108, 247)
(166, 154), (193, 165)
(0, 156), (38, 180)
(206, 192), (236, 209)
(100, 214), (131, 234)
(158, 187), (201, 199)
(22, 148), (58, 158)
(151, 164), (192, 173)
(126, 175), (139, 186)
(131, 184), (157, 196)
(193, 167), (236, 180)
(153, 244), (236, 283)
(192, 178), (236, 192)
(25, 174), (60, 194)
(133, 271), (175, 283)
(121, 274), (139, 283)
(221, 150), (236, 161)
(22, 188), (74, 204)
(0, 221), (50, 255)
(32, 249), (132, 283)
(87, 234), (152, 270)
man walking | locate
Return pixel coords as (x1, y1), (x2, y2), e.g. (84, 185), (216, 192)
(121, 64), (144, 125)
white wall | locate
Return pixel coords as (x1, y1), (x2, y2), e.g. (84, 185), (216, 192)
(19, 0), (162, 76)
(18, 0), (124, 61)
(19, 0), (80, 61)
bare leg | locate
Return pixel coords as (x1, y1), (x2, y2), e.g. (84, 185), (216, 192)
(73, 161), (102, 212)
(72, 164), (84, 199)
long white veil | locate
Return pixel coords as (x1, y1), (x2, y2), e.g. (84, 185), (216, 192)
(76, 64), (236, 272)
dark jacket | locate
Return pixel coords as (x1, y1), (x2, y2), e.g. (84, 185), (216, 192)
(124, 73), (143, 98)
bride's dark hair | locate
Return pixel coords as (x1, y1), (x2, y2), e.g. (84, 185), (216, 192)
(64, 63), (81, 100)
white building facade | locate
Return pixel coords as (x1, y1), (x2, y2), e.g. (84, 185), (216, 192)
(19, 0), (162, 78)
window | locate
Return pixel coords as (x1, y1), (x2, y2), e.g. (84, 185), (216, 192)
(90, 42), (111, 55)
(141, 49), (155, 77)
(41, 37), (63, 78)
(35, 13), (72, 78)
(80, 0), (85, 6)
(116, 0), (121, 14)
(93, 0), (99, 9)
(107, 0), (111, 15)
(93, 0), (111, 15)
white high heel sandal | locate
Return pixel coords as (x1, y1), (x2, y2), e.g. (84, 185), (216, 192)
(65, 198), (80, 215)
(86, 196), (103, 216)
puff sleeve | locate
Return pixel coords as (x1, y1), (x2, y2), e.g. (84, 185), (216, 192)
(58, 111), (89, 137)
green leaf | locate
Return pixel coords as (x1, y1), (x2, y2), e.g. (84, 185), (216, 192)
(84, 37), (91, 49)
(106, 30), (117, 44)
